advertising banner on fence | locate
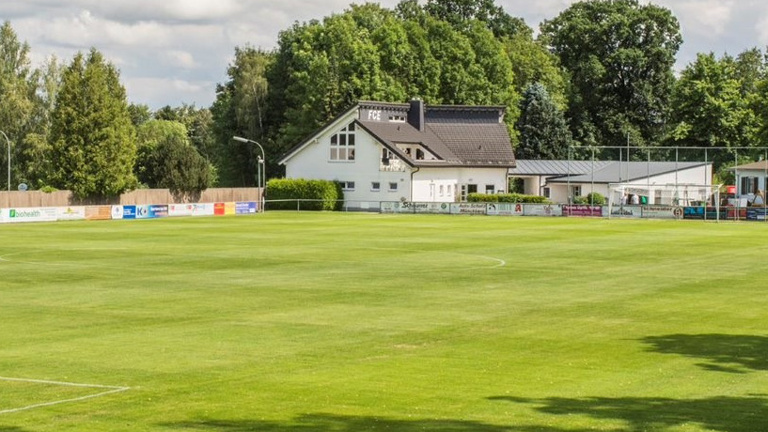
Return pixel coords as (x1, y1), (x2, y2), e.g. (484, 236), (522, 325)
(111, 205), (124, 220)
(149, 205), (168, 218)
(122, 205), (137, 219)
(609, 205), (642, 218)
(487, 203), (523, 216)
(450, 203), (487, 215)
(563, 205), (604, 217)
(641, 206), (681, 220)
(524, 204), (562, 217)
(57, 206), (86, 221)
(235, 202), (258, 215)
(225, 202), (236, 215)
(85, 206), (112, 221)
(2, 207), (57, 223)
(747, 208), (768, 221)
(214, 203), (226, 216)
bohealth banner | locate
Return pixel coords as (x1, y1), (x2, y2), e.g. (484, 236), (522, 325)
(3, 207), (57, 223)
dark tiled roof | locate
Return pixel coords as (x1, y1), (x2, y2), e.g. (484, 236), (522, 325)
(280, 101), (516, 168)
(427, 122), (515, 166)
(358, 102), (515, 168)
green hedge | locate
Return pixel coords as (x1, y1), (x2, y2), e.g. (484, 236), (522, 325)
(266, 178), (343, 211)
(574, 192), (606, 205)
(468, 193), (549, 204)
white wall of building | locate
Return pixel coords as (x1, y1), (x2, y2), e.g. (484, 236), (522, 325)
(284, 114), (411, 203)
(545, 165), (712, 204)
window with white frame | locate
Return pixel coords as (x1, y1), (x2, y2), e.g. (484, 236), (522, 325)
(543, 187), (551, 198)
(371, 182), (380, 192)
(330, 123), (356, 161)
(389, 182), (398, 191)
(340, 181), (355, 191)
(485, 184), (495, 194)
(439, 185), (445, 196)
(741, 176), (759, 194)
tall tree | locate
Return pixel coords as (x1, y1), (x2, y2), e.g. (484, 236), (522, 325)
(48, 49), (137, 199)
(541, 0), (682, 149)
(0, 21), (39, 190)
(515, 83), (572, 159)
(423, 0), (528, 39)
(135, 120), (212, 199)
(212, 47), (275, 186)
(668, 53), (757, 163)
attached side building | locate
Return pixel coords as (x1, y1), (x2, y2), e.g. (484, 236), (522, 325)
(279, 100), (516, 207)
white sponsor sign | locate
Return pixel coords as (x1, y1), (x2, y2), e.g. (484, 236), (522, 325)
(610, 205), (642, 218)
(190, 203), (215, 216)
(57, 207), (87, 221)
(642, 206), (681, 219)
(524, 204), (562, 217)
(450, 203), (487, 215)
(487, 203), (524, 216)
(4, 207), (58, 223)
(111, 205), (124, 220)
(168, 204), (194, 217)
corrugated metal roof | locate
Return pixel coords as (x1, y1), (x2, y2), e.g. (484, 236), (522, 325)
(543, 161), (710, 183)
(509, 160), (613, 175)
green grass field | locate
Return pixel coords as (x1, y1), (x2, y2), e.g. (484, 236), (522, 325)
(1, 213), (768, 431)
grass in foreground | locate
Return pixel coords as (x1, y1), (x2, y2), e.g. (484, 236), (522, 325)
(1, 213), (768, 431)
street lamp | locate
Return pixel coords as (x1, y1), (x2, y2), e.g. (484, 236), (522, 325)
(233, 136), (266, 212)
(0, 131), (10, 191)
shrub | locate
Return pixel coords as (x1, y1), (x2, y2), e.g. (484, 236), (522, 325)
(574, 193), (606, 205)
(266, 178), (343, 211)
(468, 193), (549, 204)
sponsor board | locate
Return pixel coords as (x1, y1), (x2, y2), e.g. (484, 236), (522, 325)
(563, 205), (604, 217)
(111, 205), (124, 220)
(224, 202), (236, 215)
(524, 204), (562, 217)
(235, 202), (258, 215)
(57, 207), (87, 221)
(169, 204), (194, 217)
(135, 205), (151, 219)
(450, 203), (487, 215)
(3, 207), (58, 223)
(214, 203), (226, 216)
(487, 203), (523, 216)
(610, 205), (642, 218)
(641, 206), (681, 219)
(122, 205), (137, 219)
(747, 208), (768, 221)
(85, 206), (112, 221)
(149, 205), (169, 218)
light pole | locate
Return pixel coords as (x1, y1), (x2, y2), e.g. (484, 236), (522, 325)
(0, 131), (10, 191)
(233, 136), (266, 212)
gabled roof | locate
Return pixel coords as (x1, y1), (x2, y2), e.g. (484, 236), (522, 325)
(279, 100), (516, 168)
(539, 161), (711, 184)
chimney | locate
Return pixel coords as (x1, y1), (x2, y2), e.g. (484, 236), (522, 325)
(408, 98), (424, 132)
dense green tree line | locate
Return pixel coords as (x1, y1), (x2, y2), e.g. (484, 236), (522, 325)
(2, 0), (768, 197)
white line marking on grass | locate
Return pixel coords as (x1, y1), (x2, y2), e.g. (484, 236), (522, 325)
(0, 376), (130, 415)
(477, 256), (507, 268)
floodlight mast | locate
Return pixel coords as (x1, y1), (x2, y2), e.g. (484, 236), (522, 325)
(233, 136), (266, 212)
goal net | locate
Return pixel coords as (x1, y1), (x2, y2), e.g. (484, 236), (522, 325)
(608, 183), (722, 219)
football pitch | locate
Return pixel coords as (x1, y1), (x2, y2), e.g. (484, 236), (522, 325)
(1, 212), (768, 431)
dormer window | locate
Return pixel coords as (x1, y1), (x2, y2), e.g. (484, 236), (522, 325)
(416, 149), (425, 160)
(388, 115), (406, 123)
(330, 123), (356, 161)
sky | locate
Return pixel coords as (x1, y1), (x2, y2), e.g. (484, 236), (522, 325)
(2, 0), (767, 110)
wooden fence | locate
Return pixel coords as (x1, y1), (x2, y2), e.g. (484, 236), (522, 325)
(0, 188), (262, 208)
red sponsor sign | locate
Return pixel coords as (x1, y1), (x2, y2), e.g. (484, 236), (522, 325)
(214, 202), (226, 216)
(563, 205), (603, 217)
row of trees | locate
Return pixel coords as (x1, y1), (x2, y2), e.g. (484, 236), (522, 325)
(2, 0), (768, 198)
(0, 23), (213, 199)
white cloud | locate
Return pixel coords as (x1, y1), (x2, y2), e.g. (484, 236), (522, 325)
(5, 0), (768, 109)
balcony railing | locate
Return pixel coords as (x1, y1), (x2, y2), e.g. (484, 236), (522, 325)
(380, 158), (407, 172)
